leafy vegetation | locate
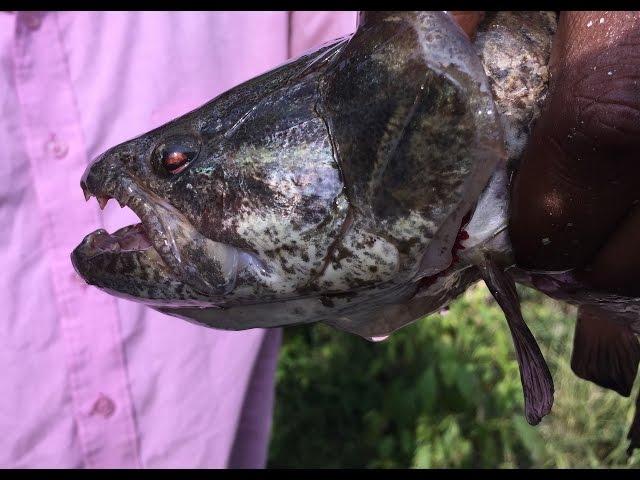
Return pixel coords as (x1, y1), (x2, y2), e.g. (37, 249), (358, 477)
(268, 284), (640, 468)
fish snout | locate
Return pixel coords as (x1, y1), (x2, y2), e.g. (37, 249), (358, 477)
(80, 145), (140, 206)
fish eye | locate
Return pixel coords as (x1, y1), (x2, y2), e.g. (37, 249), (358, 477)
(152, 134), (200, 176)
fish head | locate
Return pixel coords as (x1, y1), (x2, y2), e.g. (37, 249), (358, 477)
(71, 43), (355, 324)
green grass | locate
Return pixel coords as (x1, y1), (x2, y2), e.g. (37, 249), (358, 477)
(267, 283), (640, 468)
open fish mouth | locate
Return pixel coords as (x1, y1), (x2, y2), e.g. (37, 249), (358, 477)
(77, 174), (199, 282)
(71, 167), (264, 306)
(76, 223), (153, 258)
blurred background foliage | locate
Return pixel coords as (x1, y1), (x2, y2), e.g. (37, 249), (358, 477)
(267, 284), (640, 468)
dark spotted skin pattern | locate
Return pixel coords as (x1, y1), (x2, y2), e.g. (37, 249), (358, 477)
(72, 12), (557, 337)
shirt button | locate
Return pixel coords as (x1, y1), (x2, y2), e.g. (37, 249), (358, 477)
(44, 134), (69, 159)
(23, 12), (42, 30)
(90, 394), (116, 419)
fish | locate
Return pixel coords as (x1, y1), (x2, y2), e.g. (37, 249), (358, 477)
(71, 11), (640, 452)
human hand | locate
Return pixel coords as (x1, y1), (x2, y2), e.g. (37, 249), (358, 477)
(508, 11), (640, 297)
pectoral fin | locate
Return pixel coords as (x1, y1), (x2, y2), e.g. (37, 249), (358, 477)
(478, 256), (554, 425)
(570, 305), (640, 397)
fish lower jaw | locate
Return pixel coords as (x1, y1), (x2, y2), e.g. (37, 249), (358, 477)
(82, 223), (153, 257)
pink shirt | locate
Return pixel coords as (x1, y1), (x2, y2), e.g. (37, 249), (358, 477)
(0, 11), (357, 468)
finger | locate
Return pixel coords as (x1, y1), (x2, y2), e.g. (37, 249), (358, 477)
(448, 11), (485, 39)
(578, 204), (640, 297)
(509, 11), (640, 272)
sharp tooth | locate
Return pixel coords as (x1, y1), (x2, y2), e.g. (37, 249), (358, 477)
(81, 180), (92, 202)
(97, 196), (110, 210)
(117, 198), (126, 208)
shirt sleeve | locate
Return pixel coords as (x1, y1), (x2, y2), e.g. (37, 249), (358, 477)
(288, 11), (358, 58)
